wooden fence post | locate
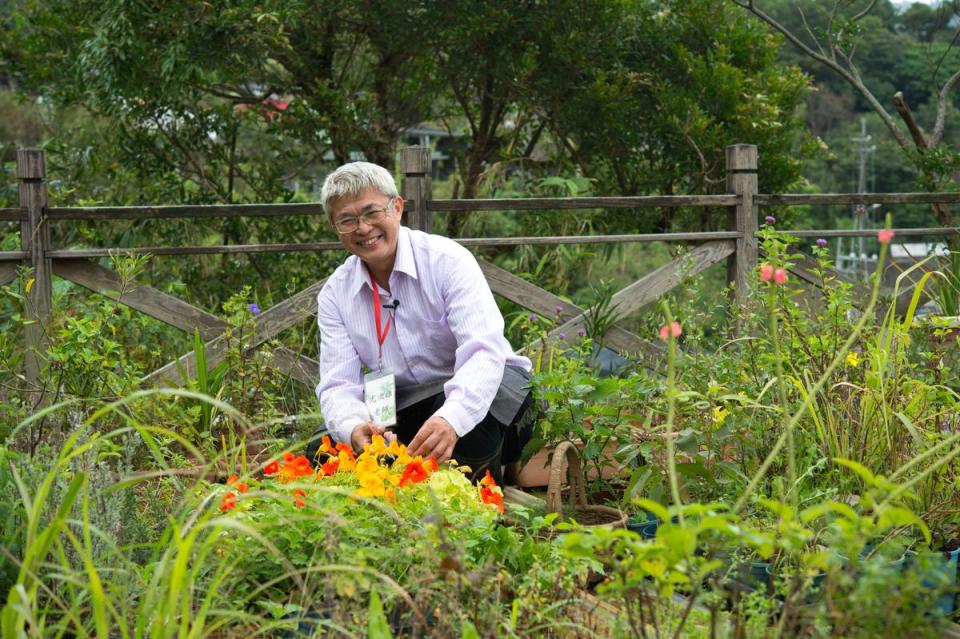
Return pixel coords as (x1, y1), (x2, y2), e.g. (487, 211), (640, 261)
(401, 146), (433, 233)
(726, 144), (758, 309)
(17, 148), (52, 404)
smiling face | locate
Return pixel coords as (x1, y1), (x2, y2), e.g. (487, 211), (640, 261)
(330, 187), (404, 279)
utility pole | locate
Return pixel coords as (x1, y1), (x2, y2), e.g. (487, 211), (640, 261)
(848, 118), (875, 278)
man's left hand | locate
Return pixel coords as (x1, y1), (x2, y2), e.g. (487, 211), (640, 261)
(407, 416), (457, 463)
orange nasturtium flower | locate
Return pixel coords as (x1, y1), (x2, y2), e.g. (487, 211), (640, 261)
(319, 435), (336, 454)
(321, 459), (340, 477)
(479, 486), (504, 513)
(479, 469), (504, 513)
(264, 460), (279, 476)
(479, 469), (497, 488)
(226, 475), (248, 493)
(293, 488), (307, 508)
(219, 491), (238, 512)
(424, 457), (439, 473)
(399, 460), (429, 487)
(291, 455), (313, 477)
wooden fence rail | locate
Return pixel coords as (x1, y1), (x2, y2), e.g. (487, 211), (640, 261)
(2, 143), (959, 411)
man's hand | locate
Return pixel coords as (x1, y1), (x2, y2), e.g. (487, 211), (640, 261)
(407, 416), (457, 463)
(349, 422), (396, 453)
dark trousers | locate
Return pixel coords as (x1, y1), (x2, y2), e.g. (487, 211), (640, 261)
(393, 392), (533, 485)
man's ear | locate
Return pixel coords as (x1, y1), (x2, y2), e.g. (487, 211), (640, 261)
(394, 195), (404, 220)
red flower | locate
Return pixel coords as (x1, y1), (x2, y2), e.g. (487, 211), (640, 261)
(399, 461), (429, 487)
(773, 268), (788, 285)
(219, 491), (238, 512)
(291, 455), (313, 477)
(321, 459), (339, 477)
(658, 322), (682, 341)
(878, 229), (895, 244)
(227, 475), (248, 493)
(282, 451), (295, 463)
(263, 460), (279, 476)
(424, 457), (439, 473)
(479, 469), (497, 488)
(293, 488), (307, 508)
(759, 264), (774, 282)
(480, 486), (504, 513)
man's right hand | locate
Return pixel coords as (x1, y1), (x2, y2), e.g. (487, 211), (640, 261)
(349, 422), (397, 453)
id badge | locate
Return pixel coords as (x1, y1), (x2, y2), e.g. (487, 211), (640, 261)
(363, 370), (397, 427)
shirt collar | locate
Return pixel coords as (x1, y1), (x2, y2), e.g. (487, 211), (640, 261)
(348, 226), (418, 296)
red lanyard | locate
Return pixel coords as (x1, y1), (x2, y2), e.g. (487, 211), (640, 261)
(370, 273), (392, 366)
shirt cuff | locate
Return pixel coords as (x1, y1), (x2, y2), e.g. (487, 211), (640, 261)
(331, 418), (367, 445)
(433, 402), (475, 438)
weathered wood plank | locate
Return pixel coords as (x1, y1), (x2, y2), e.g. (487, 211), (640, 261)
(478, 259), (664, 367)
(52, 258), (319, 386)
(45, 202), (327, 220)
(779, 250), (934, 317)
(458, 231), (741, 247)
(45, 232), (743, 259)
(18, 149), (51, 405)
(778, 251), (868, 310)
(401, 146), (433, 233)
(0, 251), (28, 261)
(143, 278), (327, 387)
(477, 260), (580, 320)
(0, 262), (18, 287)
(267, 348), (319, 388)
(428, 194), (739, 211)
(781, 227), (960, 239)
(0, 208), (25, 222)
(539, 241), (733, 362)
(52, 258), (227, 340)
(608, 240), (735, 318)
(757, 193), (960, 206)
(46, 242), (344, 258)
(727, 145), (758, 309)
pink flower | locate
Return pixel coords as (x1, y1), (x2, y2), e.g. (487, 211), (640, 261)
(658, 321), (682, 341)
(759, 264), (774, 282)
(773, 268), (788, 285)
(877, 229), (895, 244)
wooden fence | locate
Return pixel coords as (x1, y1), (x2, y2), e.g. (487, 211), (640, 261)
(2, 144), (960, 411)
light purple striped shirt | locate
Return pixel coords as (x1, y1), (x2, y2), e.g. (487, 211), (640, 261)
(316, 227), (531, 443)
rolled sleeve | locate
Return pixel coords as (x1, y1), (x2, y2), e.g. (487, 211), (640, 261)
(316, 287), (369, 443)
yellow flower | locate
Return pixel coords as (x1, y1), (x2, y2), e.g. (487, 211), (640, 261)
(712, 406), (728, 426)
(338, 449), (356, 472)
(846, 352), (860, 368)
(367, 434), (388, 457)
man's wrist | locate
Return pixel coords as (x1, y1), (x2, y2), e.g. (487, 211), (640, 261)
(432, 403), (474, 438)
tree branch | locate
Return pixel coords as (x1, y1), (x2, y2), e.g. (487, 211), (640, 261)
(730, 0), (908, 149)
(851, 0), (878, 23)
(893, 91), (929, 150)
(931, 68), (960, 146)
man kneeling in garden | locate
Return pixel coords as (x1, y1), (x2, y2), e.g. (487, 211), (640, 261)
(311, 161), (534, 483)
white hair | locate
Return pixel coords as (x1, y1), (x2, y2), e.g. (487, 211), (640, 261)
(320, 162), (398, 217)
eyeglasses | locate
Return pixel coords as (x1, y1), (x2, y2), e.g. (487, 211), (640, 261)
(332, 198), (395, 235)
